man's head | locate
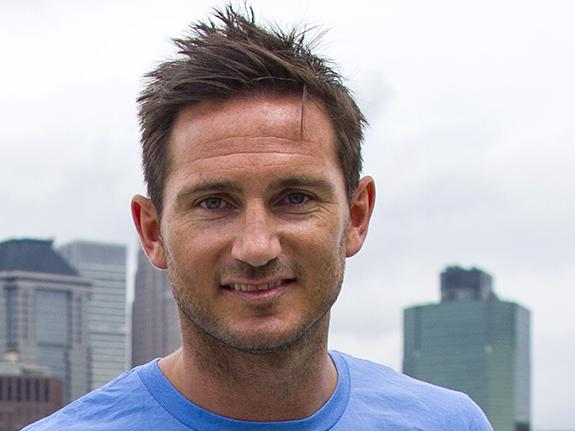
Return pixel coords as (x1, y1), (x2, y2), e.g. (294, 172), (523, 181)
(138, 5), (366, 215)
(132, 5), (375, 355)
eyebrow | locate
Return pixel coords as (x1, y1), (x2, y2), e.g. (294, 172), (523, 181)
(273, 176), (336, 196)
(175, 180), (243, 205)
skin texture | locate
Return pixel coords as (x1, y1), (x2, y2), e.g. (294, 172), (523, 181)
(132, 94), (375, 421)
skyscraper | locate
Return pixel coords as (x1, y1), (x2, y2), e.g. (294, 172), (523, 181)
(131, 249), (181, 367)
(58, 240), (128, 390)
(403, 266), (531, 431)
(0, 239), (90, 403)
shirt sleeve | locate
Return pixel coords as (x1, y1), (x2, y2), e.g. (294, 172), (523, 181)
(461, 394), (494, 431)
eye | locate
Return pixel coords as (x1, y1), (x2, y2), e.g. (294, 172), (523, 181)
(285, 192), (309, 205)
(198, 197), (231, 210)
(278, 192), (313, 207)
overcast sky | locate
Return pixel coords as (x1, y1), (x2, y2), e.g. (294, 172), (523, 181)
(1, 0), (574, 428)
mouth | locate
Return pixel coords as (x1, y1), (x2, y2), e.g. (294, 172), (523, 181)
(221, 278), (294, 293)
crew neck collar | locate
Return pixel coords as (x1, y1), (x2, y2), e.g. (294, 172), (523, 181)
(137, 351), (350, 431)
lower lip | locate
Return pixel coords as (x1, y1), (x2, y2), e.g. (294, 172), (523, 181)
(222, 280), (293, 301)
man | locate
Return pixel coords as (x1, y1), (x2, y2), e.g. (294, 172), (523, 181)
(25, 5), (492, 430)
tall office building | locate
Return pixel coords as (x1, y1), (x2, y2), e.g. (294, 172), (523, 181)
(131, 248), (181, 367)
(403, 266), (531, 431)
(0, 239), (90, 403)
(58, 240), (127, 390)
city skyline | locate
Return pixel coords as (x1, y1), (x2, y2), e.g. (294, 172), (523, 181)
(1, 1), (574, 428)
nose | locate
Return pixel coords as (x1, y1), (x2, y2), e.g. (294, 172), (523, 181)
(231, 201), (281, 267)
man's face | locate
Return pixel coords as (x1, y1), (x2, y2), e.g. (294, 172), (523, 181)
(136, 94), (372, 353)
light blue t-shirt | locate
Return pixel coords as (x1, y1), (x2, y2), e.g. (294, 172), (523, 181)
(23, 351), (493, 430)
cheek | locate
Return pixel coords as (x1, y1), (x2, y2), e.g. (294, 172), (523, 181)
(288, 221), (347, 271)
(302, 214), (348, 251)
(163, 239), (214, 291)
(164, 219), (231, 260)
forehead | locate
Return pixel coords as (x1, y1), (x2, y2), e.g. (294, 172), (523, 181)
(168, 95), (337, 165)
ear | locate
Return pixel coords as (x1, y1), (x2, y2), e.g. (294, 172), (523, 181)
(131, 195), (168, 269)
(345, 176), (376, 257)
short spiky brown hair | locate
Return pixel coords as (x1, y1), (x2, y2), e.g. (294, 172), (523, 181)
(138, 4), (366, 214)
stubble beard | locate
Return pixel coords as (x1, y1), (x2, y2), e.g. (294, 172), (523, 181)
(165, 240), (347, 357)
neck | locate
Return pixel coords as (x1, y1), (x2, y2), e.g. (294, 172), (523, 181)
(159, 314), (337, 421)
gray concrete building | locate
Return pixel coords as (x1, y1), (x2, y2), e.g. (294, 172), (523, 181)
(131, 249), (181, 367)
(58, 240), (127, 390)
(0, 239), (90, 403)
(403, 266), (531, 431)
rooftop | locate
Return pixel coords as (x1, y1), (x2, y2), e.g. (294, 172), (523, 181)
(0, 238), (78, 276)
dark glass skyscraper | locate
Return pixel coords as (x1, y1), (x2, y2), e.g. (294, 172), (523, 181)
(403, 266), (531, 431)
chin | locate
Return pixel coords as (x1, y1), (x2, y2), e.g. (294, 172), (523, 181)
(217, 313), (329, 355)
(226, 333), (303, 355)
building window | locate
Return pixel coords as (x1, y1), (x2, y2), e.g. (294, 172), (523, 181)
(76, 296), (83, 344)
(16, 378), (21, 401)
(23, 292), (30, 339)
(35, 289), (72, 347)
(34, 379), (40, 402)
(25, 379), (31, 401)
(6, 287), (18, 348)
(7, 379), (12, 401)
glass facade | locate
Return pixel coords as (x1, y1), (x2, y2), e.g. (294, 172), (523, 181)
(404, 299), (531, 431)
(35, 289), (70, 346)
(34, 288), (70, 401)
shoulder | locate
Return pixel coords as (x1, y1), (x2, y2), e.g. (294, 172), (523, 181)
(331, 351), (493, 430)
(21, 361), (172, 431)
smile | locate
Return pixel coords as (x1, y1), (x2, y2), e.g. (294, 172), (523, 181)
(226, 279), (285, 292)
